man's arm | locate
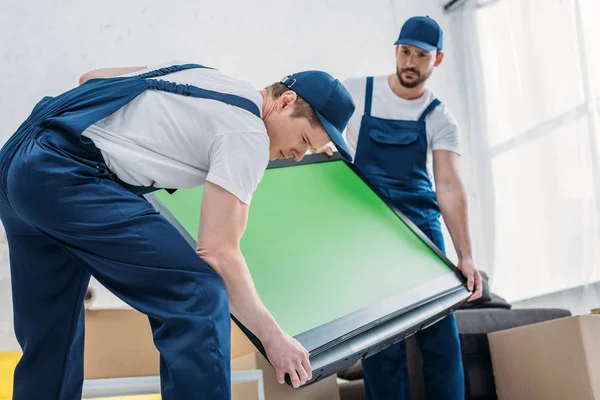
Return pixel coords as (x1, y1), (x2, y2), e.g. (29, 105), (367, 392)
(433, 150), (482, 301)
(196, 181), (311, 388)
(79, 66), (147, 85)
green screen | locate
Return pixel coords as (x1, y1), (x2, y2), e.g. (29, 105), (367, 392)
(156, 161), (451, 337)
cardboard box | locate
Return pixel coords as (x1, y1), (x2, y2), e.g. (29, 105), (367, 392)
(85, 309), (338, 399)
(232, 352), (340, 400)
(84, 309), (258, 379)
(84, 309), (157, 379)
(488, 314), (600, 400)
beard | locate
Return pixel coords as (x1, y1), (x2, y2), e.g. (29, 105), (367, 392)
(396, 66), (433, 89)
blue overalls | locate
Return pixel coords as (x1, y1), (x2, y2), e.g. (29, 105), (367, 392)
(0, 64), (261, 400)
(355, 77), (464, 400)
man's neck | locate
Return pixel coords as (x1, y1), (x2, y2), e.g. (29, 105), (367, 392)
(387, 73), (426, 100)
(259, 89), (273, 120)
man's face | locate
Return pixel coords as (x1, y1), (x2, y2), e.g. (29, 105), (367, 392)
(264, 92), (331, 161)
(395, 44), (443, 88)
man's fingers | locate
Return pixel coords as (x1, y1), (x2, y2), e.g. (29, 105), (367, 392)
(475, 275), (484, 298)
(467, 273), (474, 292)
(468, 288), (482, 301)
(276, 368), (285, 385)
(301, 356), (312, 381)
(315, 144), (333, 155)
(462, 265), (475, 300)
(288, 368), (300, 388)
(301, 348), (312, 379)
(296, 361), (309, 385)
(467, 273), (483, 301)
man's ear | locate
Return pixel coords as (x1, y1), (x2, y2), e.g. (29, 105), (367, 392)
(279, 90), (298, 110)
(434, 51), (444, 67)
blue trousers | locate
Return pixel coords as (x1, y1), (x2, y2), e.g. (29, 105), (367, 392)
(362, 225), (464, 400)
(0, 127), (231, 399)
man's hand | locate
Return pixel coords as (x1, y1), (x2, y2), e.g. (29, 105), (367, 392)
(79, 66), (146, 85)
(315, 143), (334, 156)
(262, 329), (312, 388)
(458, 258), (483, 302)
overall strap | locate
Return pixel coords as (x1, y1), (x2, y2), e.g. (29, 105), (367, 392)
(418, 98), (441, 122)
(140, 63), (260, 118)
(145, 79), (261, 119)
(33, 64), (211, 133)
(118, 181), (176, 196)
(364, 76), (374, 116)
(138, 63), (212, 79)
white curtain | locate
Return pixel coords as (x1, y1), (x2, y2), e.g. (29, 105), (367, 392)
(449, 0), (600, 304)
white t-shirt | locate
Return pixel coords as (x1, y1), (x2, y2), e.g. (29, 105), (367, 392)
(81, 62), (269, 204)
(341, 75), (461, 180)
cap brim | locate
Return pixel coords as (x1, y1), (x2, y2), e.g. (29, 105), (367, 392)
(315, 111), (353, 162)
(394, 38), (437, 52)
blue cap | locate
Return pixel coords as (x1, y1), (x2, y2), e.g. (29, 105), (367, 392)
(394, 16), (443, 52)
(280, 71), (355, 162)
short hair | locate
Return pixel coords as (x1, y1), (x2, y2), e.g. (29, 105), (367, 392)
(265, 83), (322, 129)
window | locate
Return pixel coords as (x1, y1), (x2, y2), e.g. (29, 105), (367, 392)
(471, 0), (600, 301)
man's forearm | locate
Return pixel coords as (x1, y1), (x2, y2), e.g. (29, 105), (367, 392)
(199, 249), (281, 342)
(79, 66), (146, 85)
(436, 182), (473, 261)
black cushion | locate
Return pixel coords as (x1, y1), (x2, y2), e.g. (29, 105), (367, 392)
(459, 271), (512, 310)
(455, 308), (572, 334)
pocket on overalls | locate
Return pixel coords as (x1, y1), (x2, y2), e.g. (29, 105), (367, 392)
(370, 129), (419, 146)
(367, 129), (419, 178)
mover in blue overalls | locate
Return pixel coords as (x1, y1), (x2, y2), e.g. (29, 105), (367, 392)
(0, 63), (355, 399)
(320, 16), (483, 399)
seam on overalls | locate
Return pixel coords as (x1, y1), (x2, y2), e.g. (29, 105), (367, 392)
(49, 250), (88, 400)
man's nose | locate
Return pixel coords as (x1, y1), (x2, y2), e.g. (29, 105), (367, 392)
(293, 150), (304, 161)
(294, 143), (310, 161)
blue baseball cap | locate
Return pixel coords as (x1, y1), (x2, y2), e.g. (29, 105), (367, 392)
(279, 71), (355, 162)
(394, 16), (443, 52)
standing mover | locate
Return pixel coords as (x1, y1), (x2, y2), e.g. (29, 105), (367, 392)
(0, 62), (355, 399)
(320, 16), (482, 399)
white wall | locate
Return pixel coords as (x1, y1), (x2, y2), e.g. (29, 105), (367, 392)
(514, 281), (600, 316)
(0, 0), (471, 350)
